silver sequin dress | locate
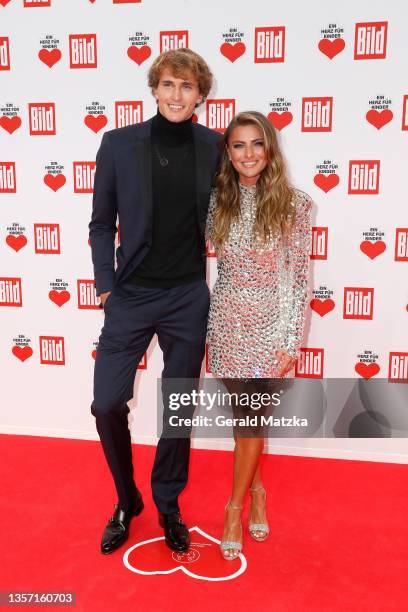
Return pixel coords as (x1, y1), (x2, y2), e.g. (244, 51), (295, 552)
(206, 184), (312, 378)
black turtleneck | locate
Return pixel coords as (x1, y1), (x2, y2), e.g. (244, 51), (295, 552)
(129, 110), (205, 288)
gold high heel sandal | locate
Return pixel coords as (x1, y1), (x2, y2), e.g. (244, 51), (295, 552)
(249, 485), (269, 542)
(220, 499), (243, 561)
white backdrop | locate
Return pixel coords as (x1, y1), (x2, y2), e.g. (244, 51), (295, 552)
(1, 0), (407, 463)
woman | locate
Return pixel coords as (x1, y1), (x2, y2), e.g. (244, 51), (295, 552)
(206, 111), (312, 560)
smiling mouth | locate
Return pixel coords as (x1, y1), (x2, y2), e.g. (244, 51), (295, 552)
(242, 161), (258, 167)
(168, 104), (184, 111)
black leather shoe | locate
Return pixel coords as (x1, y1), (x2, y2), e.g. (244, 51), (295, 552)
(101, 495), (144, 555)
(158, 512), (190, 552)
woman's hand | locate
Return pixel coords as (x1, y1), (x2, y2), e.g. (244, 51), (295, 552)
(275, 349), (296, 377)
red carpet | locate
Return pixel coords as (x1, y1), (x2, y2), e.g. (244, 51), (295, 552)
(1, 434), (408, 611)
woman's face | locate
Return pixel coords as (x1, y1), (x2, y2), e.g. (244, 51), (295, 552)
(227, 124), (267, 186)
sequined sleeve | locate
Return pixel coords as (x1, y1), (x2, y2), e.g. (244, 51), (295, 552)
(205, 188), (217, 242)
(282, 190), (312, 359)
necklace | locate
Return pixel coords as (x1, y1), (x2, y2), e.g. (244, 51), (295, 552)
(154, 145), (168, 167)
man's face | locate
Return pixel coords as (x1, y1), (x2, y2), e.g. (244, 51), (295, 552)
(153, 67), (203, 123)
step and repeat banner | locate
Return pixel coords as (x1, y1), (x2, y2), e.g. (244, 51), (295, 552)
(0, 0), (407, 452)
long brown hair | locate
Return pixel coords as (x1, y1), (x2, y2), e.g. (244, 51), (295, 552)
(213, 111), (294, 247)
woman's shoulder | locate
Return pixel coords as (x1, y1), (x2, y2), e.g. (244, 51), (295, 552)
(291, 187), (313, 212)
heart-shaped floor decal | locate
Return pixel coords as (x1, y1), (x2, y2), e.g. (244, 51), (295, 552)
(123, 526), (246, 581)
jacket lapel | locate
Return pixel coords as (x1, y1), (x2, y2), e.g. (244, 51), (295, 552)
(193, 130), (214, 233)
(133, 122), (153, 237)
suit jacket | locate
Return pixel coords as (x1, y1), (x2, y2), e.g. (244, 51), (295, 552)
(89, 117), (221, 295)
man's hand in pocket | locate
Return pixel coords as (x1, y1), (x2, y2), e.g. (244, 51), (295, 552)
(99, 291), (111, 308)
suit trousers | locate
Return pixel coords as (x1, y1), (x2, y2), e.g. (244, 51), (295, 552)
(91, 278), (210, 514)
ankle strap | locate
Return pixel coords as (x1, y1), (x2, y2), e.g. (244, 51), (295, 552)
(226, 499), (243, 510)
(250, 485), (265, 492)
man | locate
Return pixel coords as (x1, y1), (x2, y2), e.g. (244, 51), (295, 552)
(89, 48), (221, 555)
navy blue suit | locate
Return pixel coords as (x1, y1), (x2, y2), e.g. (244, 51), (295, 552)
(89, 117), (220, 514)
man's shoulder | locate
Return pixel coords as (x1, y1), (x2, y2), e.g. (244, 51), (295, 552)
(193, 121), (222, 145)
(103, 118), (153, 144)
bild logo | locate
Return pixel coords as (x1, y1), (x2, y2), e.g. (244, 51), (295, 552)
(24, 0), (51, 6)
(69, 34), (97, 69)
(388, 352), (408, 383)
(77, 279), (101, 310)
(395, 228), (408, 261)
(0, 37), (10, 70)
(160, 30), (188, 52)
(115, 101), (143, 128)
(0, 278), (22, 307)
(29, 102), (56, 135)
(310, 227), (328, 260)
(343, 287), (374, 320)
(34, 223), (60, 254)
(73, 162), (96, 193)
(354, 22), (387, 60)
(39, 336), (65, 365)
(401, 96), (408, 131)
(302, 97), (333, 132)
(254, 27), (285, 62)
(295, 348), (324, 379)
(0, 162), (16, 193)
(206, 99), (235, 133)
(348, 160), (380, 194)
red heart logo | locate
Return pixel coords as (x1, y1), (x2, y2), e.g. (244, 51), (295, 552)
(318, 38), (345, 59)
(49, 290), (70, 307)
(313, 173), (339, 193)
(220, 42), (246, 63)
(267, 111), (293, 131)
(92, 349), (97, 360)
(355, 362), (380, 380)
(0, 115), (22, 134)
(6, 234), (27, 252)
(12, 345), (33, 362)
(84, 114), (108, 133)
(366, 109), (393, 130)
(124, 526), (246, 581)
(360, 240), (386, 259)
(127, 45), (152, 65)
(0, 0), (11, 7)
(38, 48), (62, 68)
(44, 173), (66, 192)
(310, 298), (335, 317)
